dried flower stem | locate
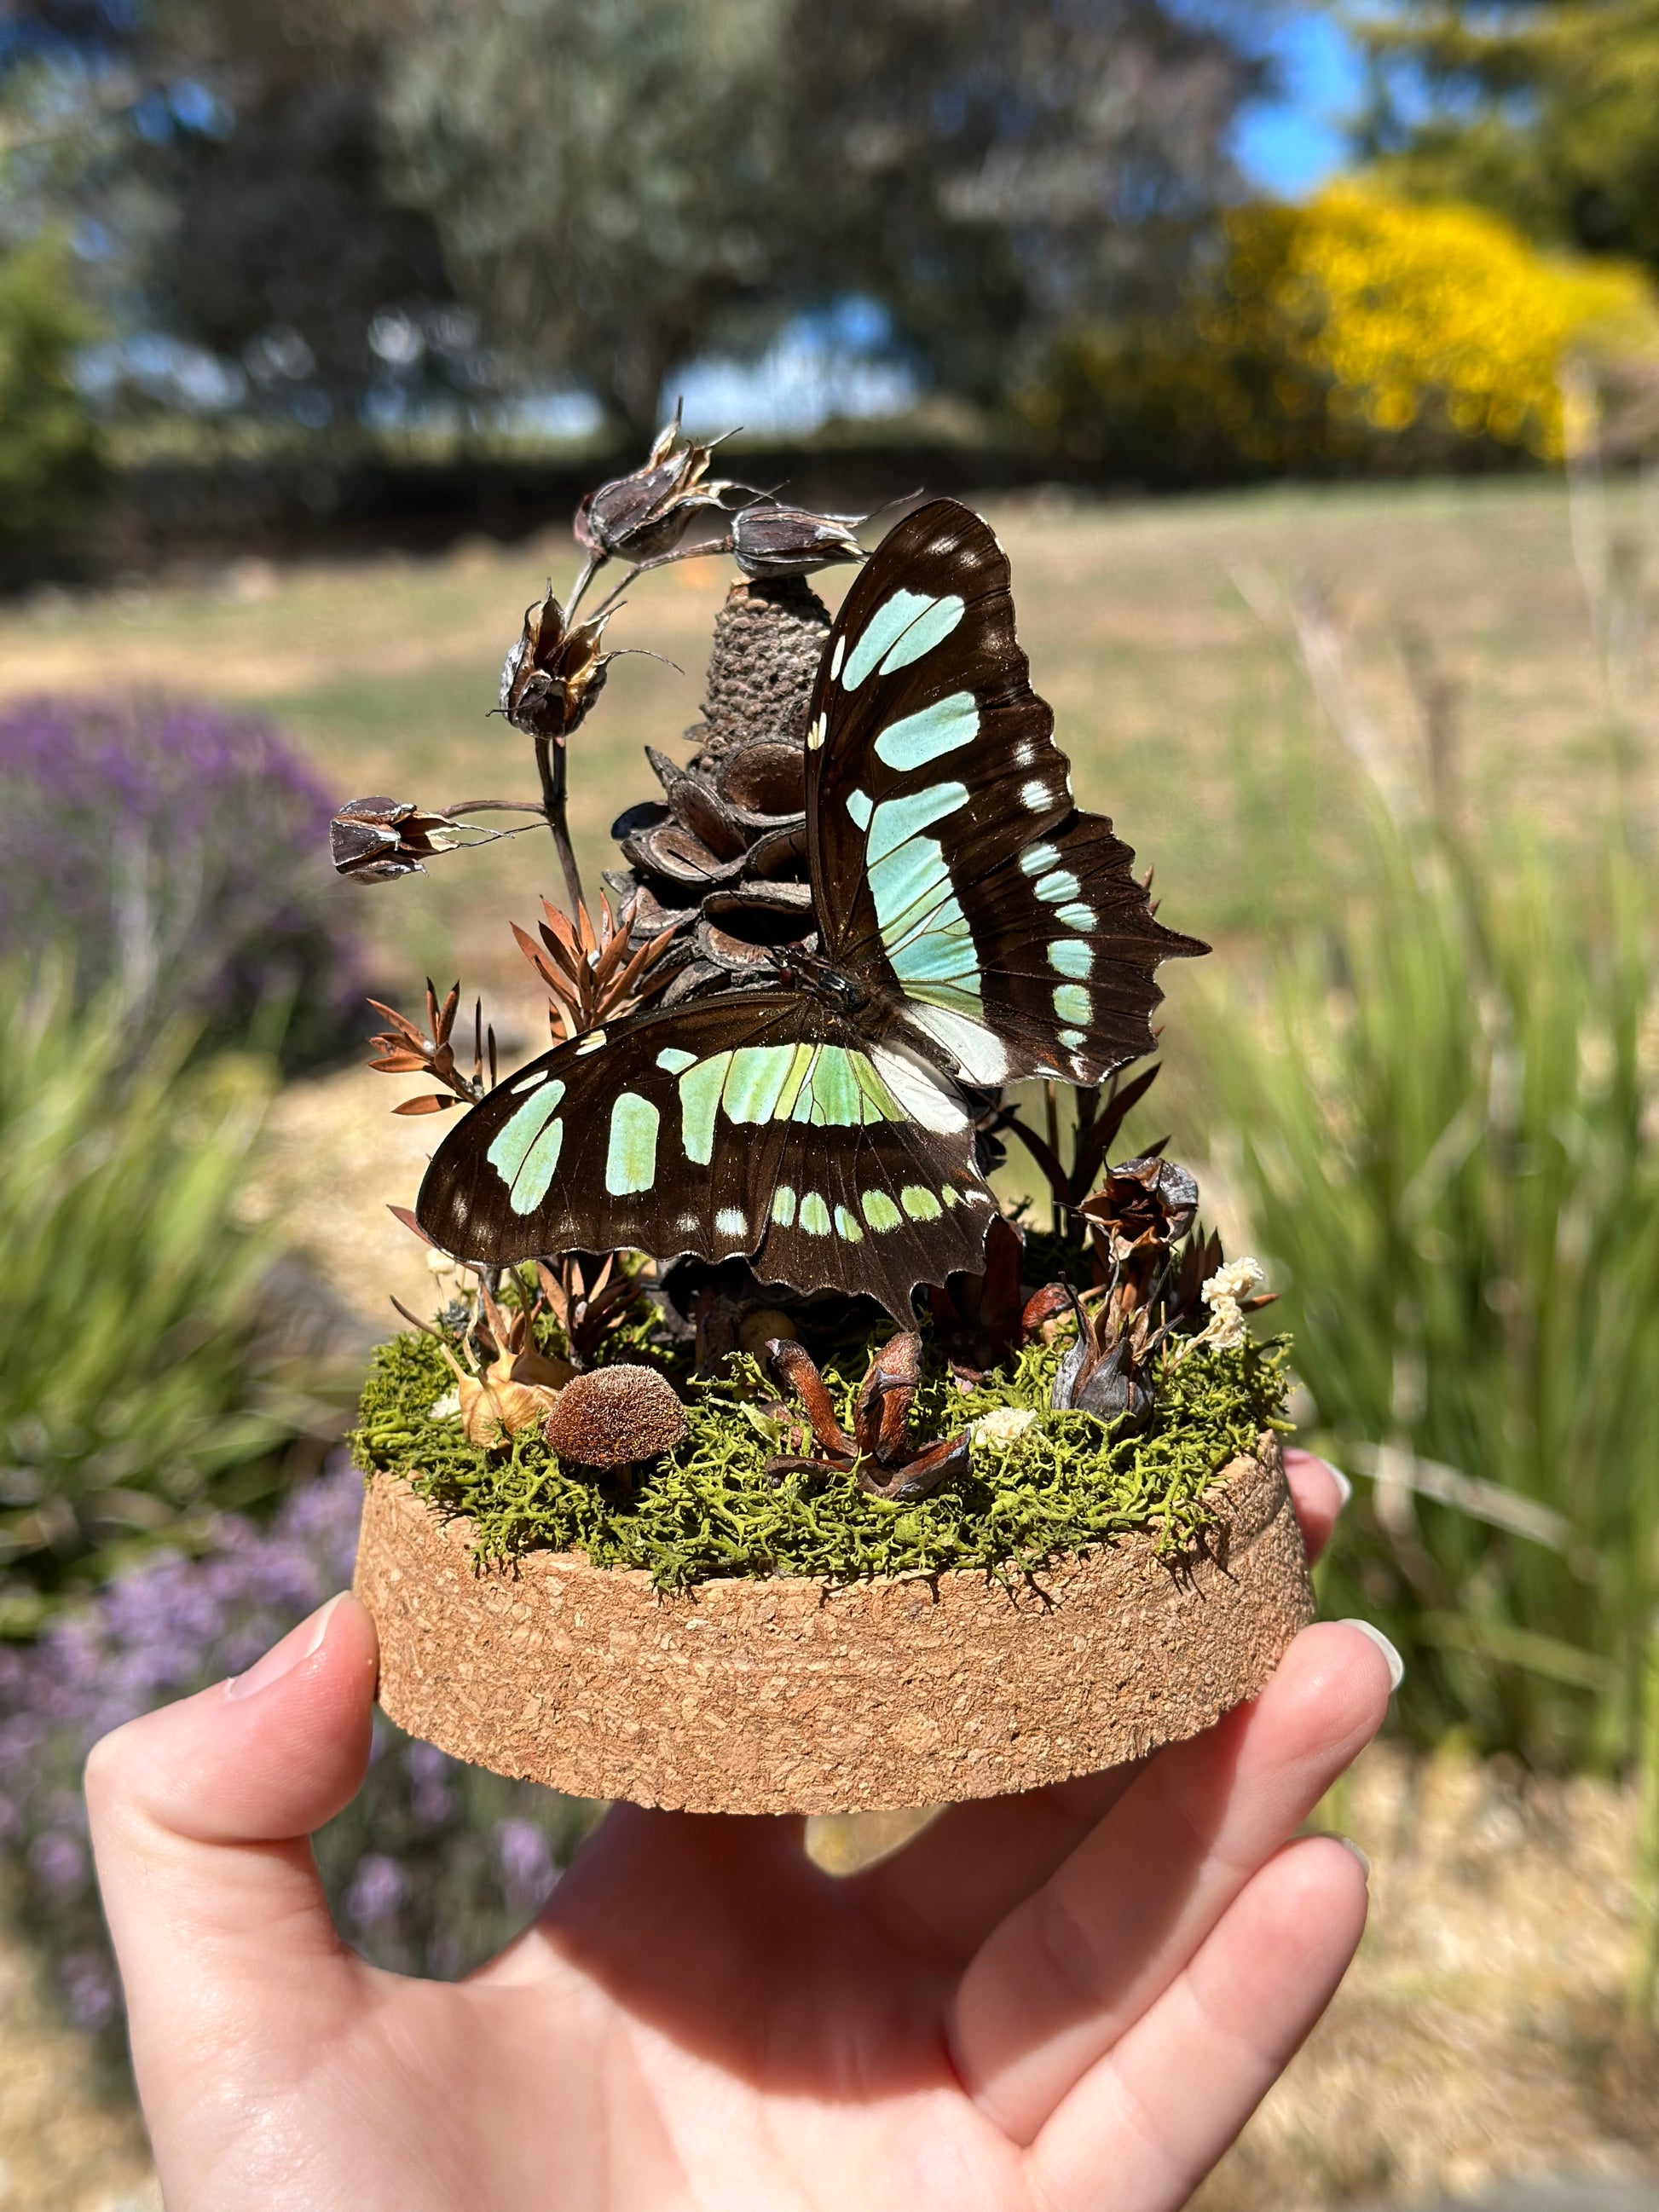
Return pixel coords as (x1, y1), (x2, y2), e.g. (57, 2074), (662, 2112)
(533, 734), (586, 915)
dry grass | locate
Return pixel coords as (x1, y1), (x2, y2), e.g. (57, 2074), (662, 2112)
(0, 1899), (158, 2212)
(4, 476), (1650, 1008)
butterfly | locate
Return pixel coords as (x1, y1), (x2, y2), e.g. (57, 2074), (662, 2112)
(417, 499), (1205, 1321)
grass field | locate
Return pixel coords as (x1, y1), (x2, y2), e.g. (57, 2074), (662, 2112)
(3, 474), (1648, 1037)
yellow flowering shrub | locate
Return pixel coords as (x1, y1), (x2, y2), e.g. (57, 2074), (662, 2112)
(1023, 183), (1656, 473)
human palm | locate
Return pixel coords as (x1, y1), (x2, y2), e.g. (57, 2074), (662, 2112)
(88, 1451), (1389, 2212)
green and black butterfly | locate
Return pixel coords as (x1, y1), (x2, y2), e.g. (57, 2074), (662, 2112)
(417, 499), (1205, 1320)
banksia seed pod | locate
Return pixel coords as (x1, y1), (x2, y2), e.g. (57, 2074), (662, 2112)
(603, 575), (832, 1005)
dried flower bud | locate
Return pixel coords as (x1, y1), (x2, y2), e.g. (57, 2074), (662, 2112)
(330, 796), (461, 882)
(970, 1406), (1038, 1452)
(731, 501), (865, 580)
(500, 591), (615, 739)
(1079, 1156), (1199, 1259)
(574, 405), (737, 563)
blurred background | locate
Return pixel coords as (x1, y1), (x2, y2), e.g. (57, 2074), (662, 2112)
(3, 0), (1659, 2205)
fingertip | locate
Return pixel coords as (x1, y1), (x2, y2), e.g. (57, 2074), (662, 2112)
(89, 1591), (379, 1851)
(1275, 1618), (1397, 1748)
(1282, 1447), (1350, 1562)
(1268, 1832), (1372, 1955)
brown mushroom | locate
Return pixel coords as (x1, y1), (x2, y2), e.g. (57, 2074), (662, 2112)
(542, 1364), (688, 1469)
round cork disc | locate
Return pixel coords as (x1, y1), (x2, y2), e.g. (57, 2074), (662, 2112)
(354, 1434), (1313, 1816)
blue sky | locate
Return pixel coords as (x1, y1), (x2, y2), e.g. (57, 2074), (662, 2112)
(1233, 10), (1366, 196)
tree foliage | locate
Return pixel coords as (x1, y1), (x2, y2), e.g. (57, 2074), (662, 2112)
(778, 0), (1266, 413)
(1354, 1), (1659, 276)
(379, 0), (787, 438)
(0, 234), (102, 546)
(1020, 183), (1656, 477)
(379, 0), (1266, 436)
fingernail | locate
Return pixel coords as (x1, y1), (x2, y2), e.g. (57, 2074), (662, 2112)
(1319, 1458), (1353, 1509)
(226, 1593), (346, 1702)
(1333, 1834), (1370, 1878)
(1341, 1617), (1405, 1691)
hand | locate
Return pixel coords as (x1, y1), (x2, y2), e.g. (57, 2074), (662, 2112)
(88, 1451), (1390, 2212)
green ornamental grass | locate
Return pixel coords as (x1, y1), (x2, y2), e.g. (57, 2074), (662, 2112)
(0, 967), (327, 1628)
(1196, 788), (1659, 1773)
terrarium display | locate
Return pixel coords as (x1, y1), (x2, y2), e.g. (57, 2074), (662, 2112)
(337, 416), (1313, 1816)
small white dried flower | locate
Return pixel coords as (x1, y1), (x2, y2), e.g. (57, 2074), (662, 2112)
(972, 1406), (1039, 1451)
(1202, 1256), (1266, 1308)
(1200, 1300), (1247, 1352)
(427, 1387), (462, 1422)
(426, 1244), (457, 1278)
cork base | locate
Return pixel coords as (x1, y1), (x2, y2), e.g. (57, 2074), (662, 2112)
(353, 1434), (1314, 1816)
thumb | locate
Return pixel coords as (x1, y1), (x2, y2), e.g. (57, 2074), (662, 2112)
(86, 1591), (379, 2066)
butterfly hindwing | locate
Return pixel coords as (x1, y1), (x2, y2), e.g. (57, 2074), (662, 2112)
(806, 499), (1204, 1089)
(416, 994), (995, 1320)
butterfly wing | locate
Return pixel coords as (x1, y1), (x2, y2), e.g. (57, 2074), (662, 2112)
(806, 498), (1205, 1090)
(415, 994), (995, 1321)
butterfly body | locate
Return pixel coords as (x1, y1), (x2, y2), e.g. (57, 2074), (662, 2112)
(418, 500), (1203, 1320)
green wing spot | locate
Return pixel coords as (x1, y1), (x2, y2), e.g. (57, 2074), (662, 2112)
(861, 1189), (903, 1232)
(900, 1184), (943, 1222)
(604, 1091), (660, 1195)
(509, 1116), (564, 1214)
(852, 1054), (905, 1123)
(722, 1044), (798, 1123)
(806, 1047), (864, 1126)
(656, 1047), (697, 1075)
(834, 1204), (864, 1244)
(1049, 940), (1093, 979)
(1060, 1027), (1086, 1048)
(841, 587), (934, 690)
(771, 1185), (798, 1227)
(787, 1043), (827, 1123)
(679, 1052), (732, 1165)
(800, 1193), (832, 1235)
(878, 592), (965, 675)
(488, 1080), (566, 1186)
(873, 690), (979, 771)
(940, 1185), (961, 1209)
(1054, 983), (1091, 1025)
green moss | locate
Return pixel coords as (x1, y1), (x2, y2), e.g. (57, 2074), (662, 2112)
(351, 1328), (1292, 1591)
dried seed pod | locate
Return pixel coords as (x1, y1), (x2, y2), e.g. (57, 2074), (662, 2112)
(331, 796), (462, 882)
(542, 1364), (688, 1469)
(731, 500), (866, 580)
(1080, 1157), (1200, 1261)
(500, 589), (616, 739)
(574, 405), (737, 563)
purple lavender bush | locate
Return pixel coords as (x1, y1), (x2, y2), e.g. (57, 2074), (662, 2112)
(0, 1458), (596, 2053)
(0, 695), (361, 1066)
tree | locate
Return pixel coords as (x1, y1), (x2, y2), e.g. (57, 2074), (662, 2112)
(380, 0), (1267, 438)
(1353, 1), (1659, 276)
(0, 232), (104, 546)
(379, 0), (790, 441)
(779, 0), (1268, 413)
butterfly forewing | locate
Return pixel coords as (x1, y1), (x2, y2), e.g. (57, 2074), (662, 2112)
(416, 995), (995, 1321)
(806, 500), (1205, 1089)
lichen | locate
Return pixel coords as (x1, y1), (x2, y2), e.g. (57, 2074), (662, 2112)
(351, 1321), (1292, 1591)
